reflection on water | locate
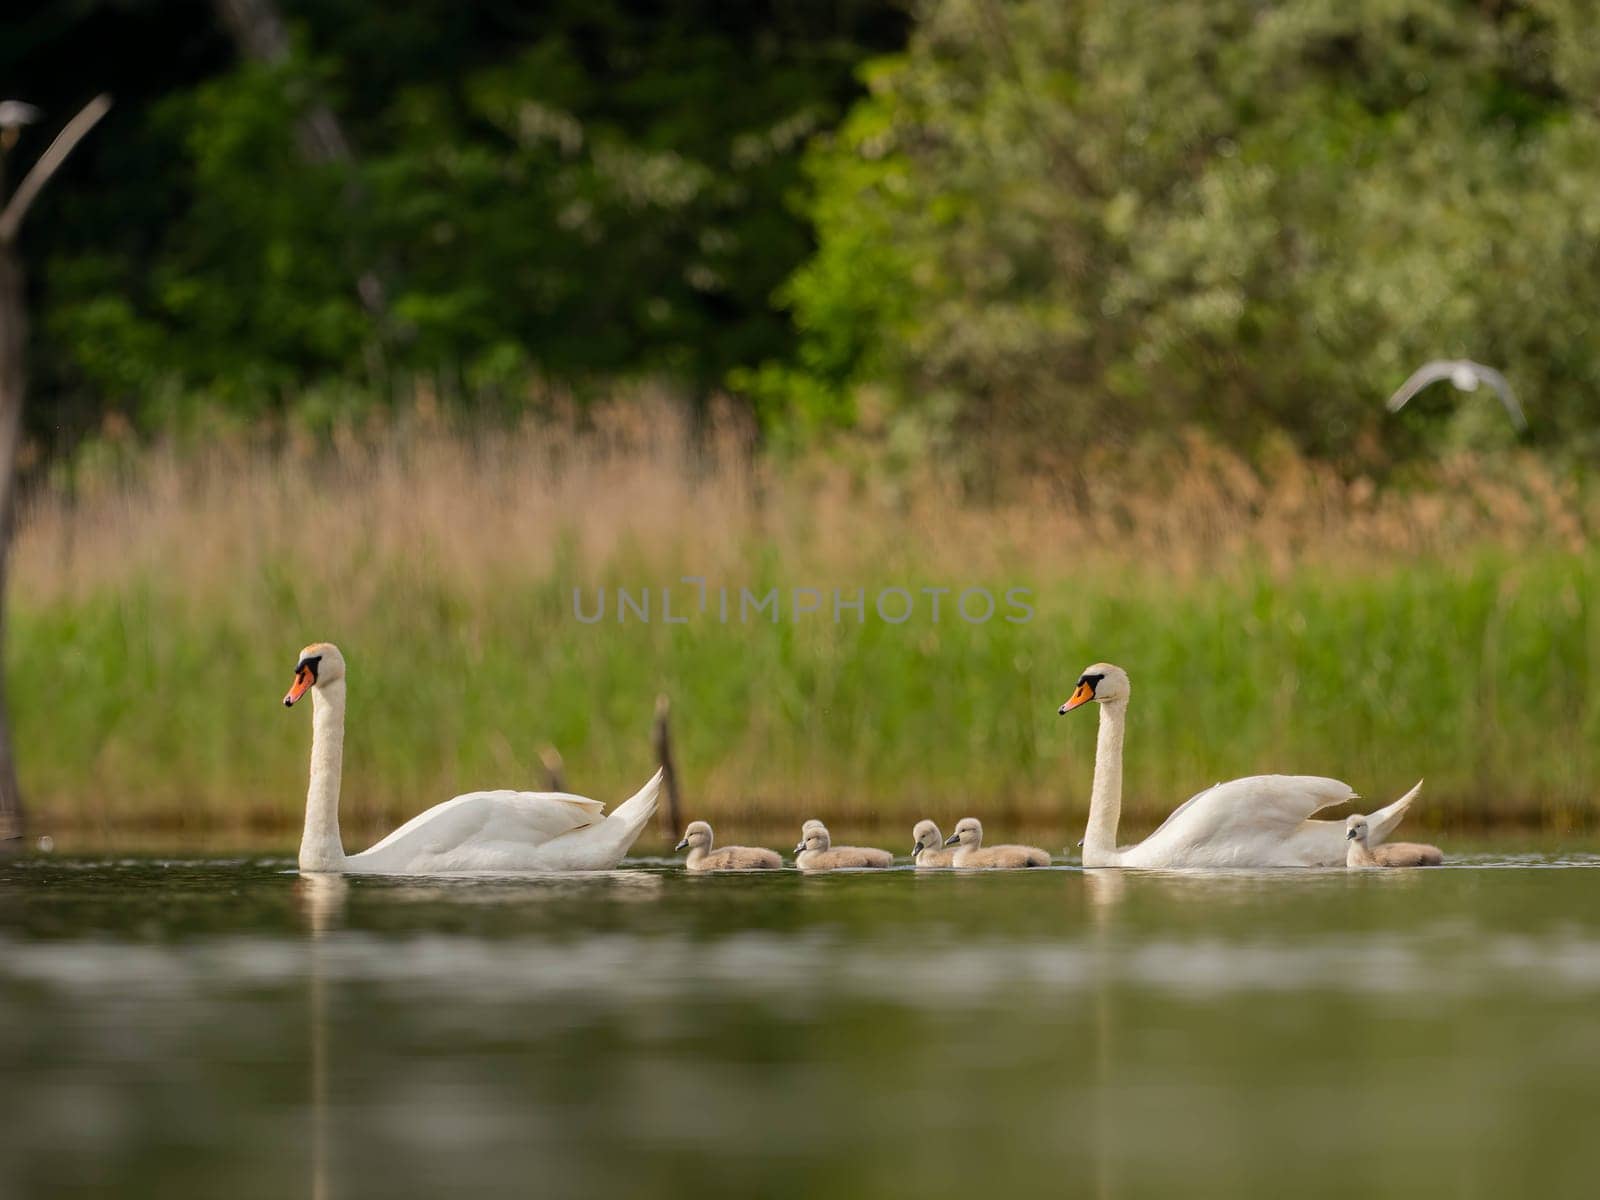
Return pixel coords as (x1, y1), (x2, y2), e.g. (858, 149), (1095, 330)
(4, 850), (1600, 1197)
(296, 875), (344, 1200)
(296, 872), (349, 933)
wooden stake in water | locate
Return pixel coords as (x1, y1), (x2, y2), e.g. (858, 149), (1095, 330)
(539, 745), (565, 793)
(653, 694), (683, 838)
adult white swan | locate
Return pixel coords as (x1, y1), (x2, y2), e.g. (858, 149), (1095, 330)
(1058, 663), (1420, 868)
(283, 642), (661, 873)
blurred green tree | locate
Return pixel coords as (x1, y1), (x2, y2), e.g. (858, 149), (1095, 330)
(5, 1), (904, 437)
(764, 0), (1600, 465)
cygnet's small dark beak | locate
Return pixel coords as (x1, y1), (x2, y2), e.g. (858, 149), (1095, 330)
(794, 841), (806, 854)
(944, 833), (960, 846)
(1346, 828), (1358, 840)
(674, 838), (689, 851)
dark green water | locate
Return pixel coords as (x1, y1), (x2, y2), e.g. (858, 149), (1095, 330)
(4, 849), (1600, 1198)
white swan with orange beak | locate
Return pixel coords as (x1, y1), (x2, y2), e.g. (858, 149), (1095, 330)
(1058, 662), (1421, 868)
(283, 642), (661, 873)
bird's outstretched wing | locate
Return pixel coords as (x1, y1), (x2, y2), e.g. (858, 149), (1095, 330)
(1386, 361), (1458, 412)
(1466, 361), (1526, 431)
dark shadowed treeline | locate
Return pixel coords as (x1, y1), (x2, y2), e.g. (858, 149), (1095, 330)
(4, 0), (904, 445)
(6, 0), (1600, 466)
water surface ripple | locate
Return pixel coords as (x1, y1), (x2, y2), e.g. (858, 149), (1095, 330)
(3, 849), (1597, 1198)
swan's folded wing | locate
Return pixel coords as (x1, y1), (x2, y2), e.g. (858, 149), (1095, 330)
(1280, 778), (1423, 865)
(1363, 780), (1422, 843)
(1136, 775), (1356, 866)
(1142, 781), (1221, 844)
(351, 790), (604, 868)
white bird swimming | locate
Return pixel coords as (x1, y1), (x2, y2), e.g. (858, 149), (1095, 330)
(1387, 359), (1525, 431)
(283, 642), (661, 874)
(1058, 663), (1421, 868)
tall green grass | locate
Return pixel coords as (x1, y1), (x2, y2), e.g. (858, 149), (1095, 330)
(12, 413), (1599, 843)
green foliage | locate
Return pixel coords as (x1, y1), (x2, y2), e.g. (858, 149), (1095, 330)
(12, 1), (902, 431)
(13, 1), (1600, 459)
(780, 0), (1600, 460)
(13, 524), (1600, 833)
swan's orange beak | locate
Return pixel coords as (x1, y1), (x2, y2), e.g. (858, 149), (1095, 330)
(283, 667), (314, 707)
(1058, 681), (1095, 714)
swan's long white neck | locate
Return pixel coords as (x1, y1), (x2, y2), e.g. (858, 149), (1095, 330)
(1083, 699), (1127, 866)
(300, 681), (347, 872)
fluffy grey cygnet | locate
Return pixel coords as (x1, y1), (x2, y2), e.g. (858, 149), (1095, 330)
(944, 817), (1051, 868)
(675, 821), (782, 871)
(794, 822), (893, 870)
(912, 819), (957, 868)
(1345, 815), (1443, 868)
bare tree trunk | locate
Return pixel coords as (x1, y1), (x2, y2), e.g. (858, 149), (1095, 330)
(0, 94), (113, 853)
(0, 244), (24, 847)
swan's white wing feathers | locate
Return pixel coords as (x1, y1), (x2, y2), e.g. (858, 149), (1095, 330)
(1278, 778), (1424, 866)
(1129, 775), (1357, 867)
(348, 790), (604, 872)
(1363, 779), (1422, 843)
(1141, 781), (1222, 843)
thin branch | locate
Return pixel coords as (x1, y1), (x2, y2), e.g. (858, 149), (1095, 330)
(0, 94), (112, 245)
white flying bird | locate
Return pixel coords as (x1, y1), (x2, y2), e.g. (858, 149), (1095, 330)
(1386, 359), (1525, 432)
(0, 101), (41, 131)
(0, 100), (41, 151)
